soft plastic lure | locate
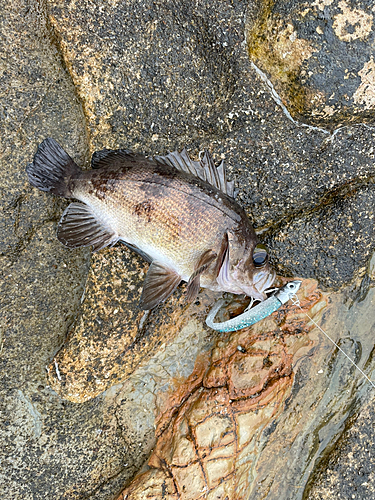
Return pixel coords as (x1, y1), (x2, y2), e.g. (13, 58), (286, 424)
(206, 280), (302, 332)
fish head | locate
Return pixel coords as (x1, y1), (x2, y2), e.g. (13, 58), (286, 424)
(217, 231), (275, 301)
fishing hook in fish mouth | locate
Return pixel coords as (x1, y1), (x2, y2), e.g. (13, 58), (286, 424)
(206, 280), (302, 332)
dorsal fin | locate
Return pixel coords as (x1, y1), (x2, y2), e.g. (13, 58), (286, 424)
(154, 148), (202, 179)
(91, 149), (146, 169)
(154, 149), (235, 198)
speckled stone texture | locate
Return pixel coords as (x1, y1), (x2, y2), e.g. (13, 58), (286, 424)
(1, 0), (375, 499)
(248, 0), (375, 127)
(46, 246), (216, 403)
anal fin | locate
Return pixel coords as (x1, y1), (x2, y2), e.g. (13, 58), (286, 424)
(140, 261), (181, 310)
(57, 202), (118, 252)
(186, 249), (217, 303)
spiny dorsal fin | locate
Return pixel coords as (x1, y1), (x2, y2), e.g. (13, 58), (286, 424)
(154, 149), (235, 198)
(139, 261), (181, 310)
(57, 202), (118, 252)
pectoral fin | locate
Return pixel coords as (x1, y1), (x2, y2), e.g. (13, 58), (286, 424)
(186, 250), (217, 302)
(214, 232), (229, 277)
(57, 202), (118, 252)
(140, 261), (181, 310)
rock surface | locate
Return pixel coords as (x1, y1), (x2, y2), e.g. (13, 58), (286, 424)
(248, 0), (375, 127)
(117, 280), (324, 498)
(46, 246), (216, 403)
(1, 0), (375, 499)
(307, 392), (375, 500)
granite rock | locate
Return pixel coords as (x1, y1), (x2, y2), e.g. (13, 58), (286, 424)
(1, 0), (375, 499)
(248, 0), (375, 127)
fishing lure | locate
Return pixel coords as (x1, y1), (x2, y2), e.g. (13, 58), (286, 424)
(206, 280), (302, 332)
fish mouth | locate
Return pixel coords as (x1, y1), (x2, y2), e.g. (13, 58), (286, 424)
(235, 268), (275, 302)
(216, 256), (276, 301)
(252, 268), (276, 300)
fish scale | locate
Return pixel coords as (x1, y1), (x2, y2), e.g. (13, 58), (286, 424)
(76, 165), (239, 279)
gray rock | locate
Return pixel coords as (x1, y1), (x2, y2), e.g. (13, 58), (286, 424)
(1, 0), (375, 499)
(306, 393), (375, 500)
(264, 180), (375, 289)
(247, 0), (375, 128)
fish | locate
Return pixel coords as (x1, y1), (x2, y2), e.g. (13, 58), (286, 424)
(206, 280), (302, 332)
(26, 138), (275, 310)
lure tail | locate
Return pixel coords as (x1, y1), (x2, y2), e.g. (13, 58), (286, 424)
(206, 281), (302, 332)
(26, 138), (81, 198)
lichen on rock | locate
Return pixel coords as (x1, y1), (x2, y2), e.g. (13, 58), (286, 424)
(247, 0), (375, 127)
(353, 56), (375, 109)
(332, 0), (373, 42)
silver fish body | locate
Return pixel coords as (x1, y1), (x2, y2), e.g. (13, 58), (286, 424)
(26, 138), (275, 309)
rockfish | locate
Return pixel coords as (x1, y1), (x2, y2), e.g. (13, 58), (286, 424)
(26, 138), (275, 309)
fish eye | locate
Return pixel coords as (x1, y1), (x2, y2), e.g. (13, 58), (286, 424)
(252, 244), (268, 268)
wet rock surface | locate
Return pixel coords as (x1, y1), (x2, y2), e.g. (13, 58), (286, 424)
(1, 0), (375, 499)
(117, 280), (324, 499)
(307, 393), (375, 500)
(248, 0), (375, 127)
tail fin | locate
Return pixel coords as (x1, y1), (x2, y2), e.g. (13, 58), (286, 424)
(26, 138), (81, 198)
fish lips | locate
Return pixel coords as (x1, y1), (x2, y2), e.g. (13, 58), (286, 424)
(249, 268), (276, 301)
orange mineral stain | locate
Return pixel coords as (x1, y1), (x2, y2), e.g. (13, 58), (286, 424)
(117, 280), (325, 499)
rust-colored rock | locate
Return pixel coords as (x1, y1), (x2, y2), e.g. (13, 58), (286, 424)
(117, 280), (325, 499)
